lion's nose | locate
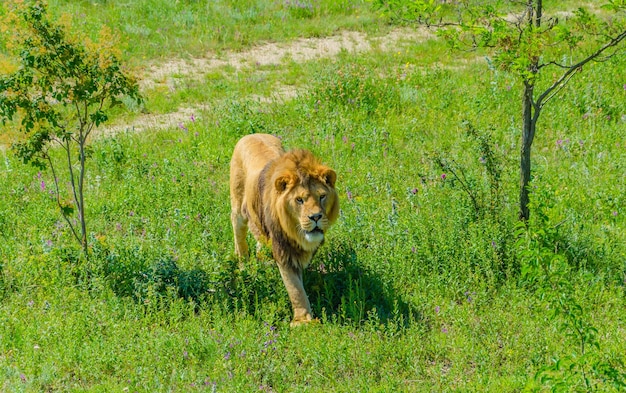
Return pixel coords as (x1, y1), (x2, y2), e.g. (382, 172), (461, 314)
(309, 213), (322, 223)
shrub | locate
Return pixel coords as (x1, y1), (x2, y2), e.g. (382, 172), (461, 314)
(0, 0), (141, 255)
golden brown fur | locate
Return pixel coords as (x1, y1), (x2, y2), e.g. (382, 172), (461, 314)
(230, 133), (339, 326)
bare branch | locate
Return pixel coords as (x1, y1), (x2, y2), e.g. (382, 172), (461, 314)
(64, 137), (81, 217)
(536, 29), (626, 109)
(74, 100), (84, 129)
(538, 60), (572, 70)
(52, 135), (69, 151)
(46, 152), (81, 244)
(539, 69), (580, 108)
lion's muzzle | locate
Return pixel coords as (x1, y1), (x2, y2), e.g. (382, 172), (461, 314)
(309, 213), (322, 223)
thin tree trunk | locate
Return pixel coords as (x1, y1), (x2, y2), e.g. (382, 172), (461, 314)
(519, 80), (535, 222)
(519, 0), (542, 223)
(78, 136), (88, 256)
(535, 0), (542, 27)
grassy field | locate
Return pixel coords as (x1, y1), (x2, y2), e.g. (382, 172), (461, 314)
(1, 0), (626, 391)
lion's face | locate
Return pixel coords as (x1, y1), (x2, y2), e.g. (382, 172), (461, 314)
(271, 150), (339, 252)
(288, 178), (337, 247)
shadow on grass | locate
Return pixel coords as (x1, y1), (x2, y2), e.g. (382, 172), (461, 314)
(304, 242), (420, 328)
(97, 241), (420, 328)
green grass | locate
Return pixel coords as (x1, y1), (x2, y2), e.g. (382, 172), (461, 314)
(2, 0), (626, 391)
(45, 0), (381, 61)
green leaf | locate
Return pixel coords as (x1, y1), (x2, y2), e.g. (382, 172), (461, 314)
(90, 110), (108, 127)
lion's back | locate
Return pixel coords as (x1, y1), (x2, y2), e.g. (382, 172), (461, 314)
(230, 134), (283, 194)
(230, 134), (285, 244)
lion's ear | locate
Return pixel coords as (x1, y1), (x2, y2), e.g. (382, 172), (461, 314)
(274, 173), (295, 193)
(320, 168), (336, 188)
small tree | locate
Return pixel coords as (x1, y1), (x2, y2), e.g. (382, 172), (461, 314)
(0, 0), (141, 255)
(375, 0), (626, 222)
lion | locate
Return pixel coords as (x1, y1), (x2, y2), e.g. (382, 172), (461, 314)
(229, 133), (339, 326)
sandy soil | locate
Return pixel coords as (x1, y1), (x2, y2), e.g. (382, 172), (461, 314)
(140, 28), (432, 90)
(96, 27), (434, 136)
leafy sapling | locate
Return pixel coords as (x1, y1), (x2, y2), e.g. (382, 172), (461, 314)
(0, 0), (141, 255)
(374, 0), (626, 222)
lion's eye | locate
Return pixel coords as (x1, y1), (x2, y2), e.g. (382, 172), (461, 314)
(296, 197), (304, 205)
(320, 194), (326, 202)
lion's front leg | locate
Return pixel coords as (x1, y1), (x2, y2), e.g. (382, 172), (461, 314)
(231, 211), (249, 259)
(276, 262), (315, 327)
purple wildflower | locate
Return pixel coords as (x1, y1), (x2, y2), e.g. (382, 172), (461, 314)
(435, 306), (440, 314)
(441, 327), (448, 334)
(40, 180), (45, 191)
(411, 187), (418, 195)
(440, 173), (447, 180)
(465, 291), (476, 303)
(613, 211), (618, 217)
(20, 374), (26, 382)
(224, 352), (231, 360)
(190, 114), (195, 122)
(347, 190), (353, 201)
(178, 123), (188, 131)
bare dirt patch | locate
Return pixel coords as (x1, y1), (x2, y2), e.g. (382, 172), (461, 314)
(96, 106), (208, 137)
(97, 27), (435, 137)
(140, 27), (433, 90)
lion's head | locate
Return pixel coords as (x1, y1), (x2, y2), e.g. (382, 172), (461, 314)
(265, 149), (339, 253)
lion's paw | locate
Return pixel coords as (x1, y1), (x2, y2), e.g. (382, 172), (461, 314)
(290, 317), (321, 328)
